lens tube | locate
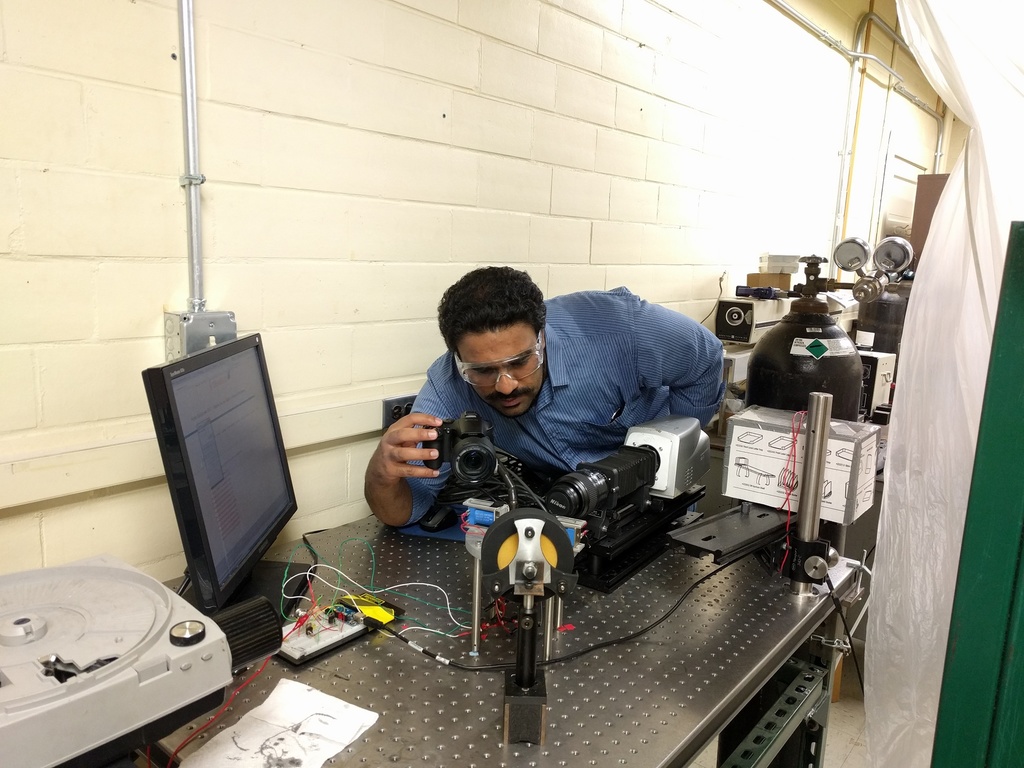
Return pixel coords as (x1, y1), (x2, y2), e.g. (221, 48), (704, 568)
(544, 469), (609, 518)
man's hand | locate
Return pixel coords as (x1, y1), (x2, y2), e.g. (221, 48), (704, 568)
(364, 412), (443, 526)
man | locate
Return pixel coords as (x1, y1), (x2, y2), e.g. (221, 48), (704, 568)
(364, 266), (725, 527)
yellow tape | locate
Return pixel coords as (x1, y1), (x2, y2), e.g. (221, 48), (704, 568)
(341, 594), (395, 624)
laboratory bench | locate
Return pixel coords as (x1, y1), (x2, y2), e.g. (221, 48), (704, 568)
(155, 516), (858, 767)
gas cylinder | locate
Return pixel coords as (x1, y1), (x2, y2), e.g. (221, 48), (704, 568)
(745, 296), (863, 420)
(855, 282), (909, 355)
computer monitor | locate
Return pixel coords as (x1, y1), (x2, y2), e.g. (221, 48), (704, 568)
(142, 333), (297, 615)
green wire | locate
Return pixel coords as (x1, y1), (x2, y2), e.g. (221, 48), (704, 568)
(289, 533), (471, 631)
(336, 537), (377, 589)
(375, 587), (473, 616)
(278, 541), (317, 620)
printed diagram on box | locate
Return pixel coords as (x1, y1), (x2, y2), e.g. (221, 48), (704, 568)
(735, 456), (774, 486)
(727, 438), (865, 517)
(860, 443), (875, 475)
(724, 407), (880, 524)
(845, 481), (872, 501)
(778, 467), (832, 498)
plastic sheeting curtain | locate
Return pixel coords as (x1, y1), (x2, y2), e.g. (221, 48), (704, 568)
(864, 1), (1024, 765)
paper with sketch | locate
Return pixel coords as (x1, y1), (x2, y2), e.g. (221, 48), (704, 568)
(181, 678), (378, 768)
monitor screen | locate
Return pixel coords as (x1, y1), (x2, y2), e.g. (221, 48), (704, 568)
(143, 334), (297, 614)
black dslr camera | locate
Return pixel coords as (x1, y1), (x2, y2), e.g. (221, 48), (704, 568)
(422, 411), (497, 485)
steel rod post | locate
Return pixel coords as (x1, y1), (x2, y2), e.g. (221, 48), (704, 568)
(791, 392), (832, 596)
(542, 596), (556, 660)
(470, 555), (482, 656)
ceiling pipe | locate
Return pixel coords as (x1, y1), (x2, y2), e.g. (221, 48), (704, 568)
(855, 11), (944, 174)
(764, 0), (904, 81)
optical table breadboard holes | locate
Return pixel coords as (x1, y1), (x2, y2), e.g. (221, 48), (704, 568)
(158, 517), (854, 767)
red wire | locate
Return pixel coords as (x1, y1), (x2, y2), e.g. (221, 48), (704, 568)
(164, 655), (271, 768)
(777, 410), (806, 573)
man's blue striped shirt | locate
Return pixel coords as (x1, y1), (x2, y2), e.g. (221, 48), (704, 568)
(407, 287), (725, 523)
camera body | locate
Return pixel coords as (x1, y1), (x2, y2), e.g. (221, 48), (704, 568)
(422, 411), (497, 485)
(624, 415), (711, 498)
(544, 416), (710, 545)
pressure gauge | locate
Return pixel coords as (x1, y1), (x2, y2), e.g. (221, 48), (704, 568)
(833, 237), (871, 272)
(873, 236), (914, 273)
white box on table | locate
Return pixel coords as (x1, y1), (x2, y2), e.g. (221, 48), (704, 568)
(722, 405), (879, 524)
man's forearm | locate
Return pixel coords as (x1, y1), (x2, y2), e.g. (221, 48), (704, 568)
(364, 472), (415, 527)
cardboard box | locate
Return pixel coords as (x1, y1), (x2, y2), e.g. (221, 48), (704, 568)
(759, 254), (801, 273)
(746, 272), (792, 290)
(722, 406), (879, 525)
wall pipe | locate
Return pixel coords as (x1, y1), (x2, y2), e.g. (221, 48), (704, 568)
(177, 0), (206, 313)
(764, 0), (904, 81)
(855, 11), (944, 173)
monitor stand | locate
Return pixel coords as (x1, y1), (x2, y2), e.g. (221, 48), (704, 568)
(176, 559), (308, 624)
(233, 559), (308, 622)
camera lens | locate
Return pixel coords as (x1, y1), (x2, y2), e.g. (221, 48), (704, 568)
(544, 470), (608, 518)
(451, 437), (497, 485)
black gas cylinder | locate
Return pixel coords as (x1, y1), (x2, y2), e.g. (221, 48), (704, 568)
(746, 297), (863, 420)
(855, 284), (909, 354)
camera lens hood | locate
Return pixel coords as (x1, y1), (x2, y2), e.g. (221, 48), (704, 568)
(451, 437), (497, 486)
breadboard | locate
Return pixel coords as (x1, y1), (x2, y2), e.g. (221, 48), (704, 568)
(278, 620), (367, 664)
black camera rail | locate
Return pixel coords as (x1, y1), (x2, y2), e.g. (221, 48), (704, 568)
(575, 484), (707, 592)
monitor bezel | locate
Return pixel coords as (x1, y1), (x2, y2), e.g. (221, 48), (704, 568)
(142, 333), (297, 614)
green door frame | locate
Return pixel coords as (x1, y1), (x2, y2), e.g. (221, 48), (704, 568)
(932, 221), (1024, 765)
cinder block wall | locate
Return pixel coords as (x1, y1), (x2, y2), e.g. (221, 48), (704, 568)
(0, 0), (938, 580)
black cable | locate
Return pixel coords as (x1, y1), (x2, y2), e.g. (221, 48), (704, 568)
(825, 573), (865, 694)
(365, 557), (736, 672)
(299, 534), (322, 566)
(434, 448), (552, 513)
(539, 558), (735, 667)
(506, 467), (549, 510)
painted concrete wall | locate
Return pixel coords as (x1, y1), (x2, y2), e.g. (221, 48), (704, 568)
(0, 0), (941, 581)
